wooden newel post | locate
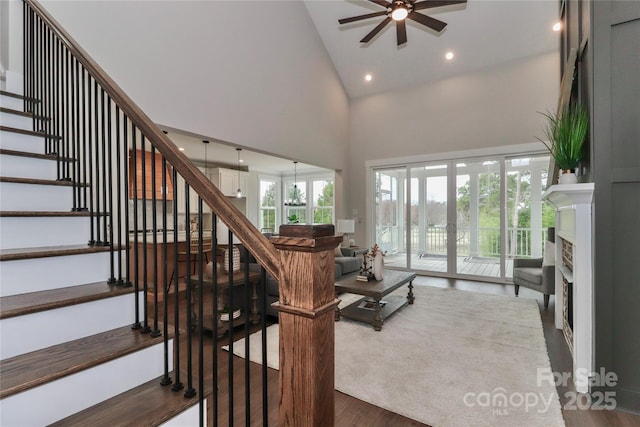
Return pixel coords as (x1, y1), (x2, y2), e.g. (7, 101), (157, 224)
(271, 224), (343, 427)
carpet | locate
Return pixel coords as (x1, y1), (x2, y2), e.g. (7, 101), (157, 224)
(226, 285), (565, 427)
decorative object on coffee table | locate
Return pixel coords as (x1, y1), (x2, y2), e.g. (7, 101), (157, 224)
(368, 243), (386, 281)
(335, 270), (415, 331)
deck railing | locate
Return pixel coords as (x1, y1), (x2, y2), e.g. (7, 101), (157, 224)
(379, 225), (547, 258)
(22, 1), (338, 425)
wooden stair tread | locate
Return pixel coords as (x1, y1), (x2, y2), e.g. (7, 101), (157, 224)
(0, 125), (60, 139)
(0, 281), (134, 320)
(0, 106), (49, 120)
(0, 148), (73, 162)
(0, 90), (40, 102)
(0, 176), (88, 187)
(0, 244), (114, 261)
(50, 375), (197, 427)
(0, 210), (97, 217)
(0, 325), (172, 399)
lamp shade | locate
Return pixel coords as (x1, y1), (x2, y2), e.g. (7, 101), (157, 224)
(336, 219), (355, 234)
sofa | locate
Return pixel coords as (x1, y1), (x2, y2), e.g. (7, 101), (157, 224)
(237, 243), (363, 318)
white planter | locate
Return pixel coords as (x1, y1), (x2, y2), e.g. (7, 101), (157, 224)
(558, 171), (578, 184)
(373, 252), (384, 280)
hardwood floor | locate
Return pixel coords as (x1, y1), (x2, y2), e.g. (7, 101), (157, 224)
(157, 275), (640, 426)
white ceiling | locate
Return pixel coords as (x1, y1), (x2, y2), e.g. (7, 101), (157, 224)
(304, 0), (559, 99)
(165, 0), (559, 174)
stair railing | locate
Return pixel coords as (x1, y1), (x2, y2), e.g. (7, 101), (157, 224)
(21, 1), (339, 426)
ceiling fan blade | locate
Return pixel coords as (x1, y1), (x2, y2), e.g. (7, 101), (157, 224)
(413, 0), (467, 11)
(396, 19), (407, 45)
(361, 16), (392, 43)
(339, 11), (388, 25)
(408, 11), (447, 32)
(368, 0), (392, 8)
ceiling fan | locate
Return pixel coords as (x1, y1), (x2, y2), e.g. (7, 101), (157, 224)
(338, 0), (467, 46)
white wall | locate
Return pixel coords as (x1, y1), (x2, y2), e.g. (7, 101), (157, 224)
(37, 0), (350, 174)
(348, 51), (559, 245)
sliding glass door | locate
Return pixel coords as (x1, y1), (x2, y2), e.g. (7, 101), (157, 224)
(372, 154), (551, 282)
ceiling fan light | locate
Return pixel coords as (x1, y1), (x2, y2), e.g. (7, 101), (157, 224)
(391, 7), (408, 21)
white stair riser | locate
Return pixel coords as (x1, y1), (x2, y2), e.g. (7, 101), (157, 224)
(0, 130), (46, 154)
(0, 154), (57, 180)
(0, 216), (91, 250)
(0, 340), (173, 426)
(0, 292), (144, 360)
(0, 111), (33, 130)
(0, 252), (116, 297)
(0, 94), (25, 111)
(160, 399), (204, 427)
(0, 181), (73, 211)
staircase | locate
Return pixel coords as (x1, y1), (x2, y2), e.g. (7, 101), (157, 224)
(0, 90), (198, 425)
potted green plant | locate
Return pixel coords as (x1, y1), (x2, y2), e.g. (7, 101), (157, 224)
(538, 103), (589, 184)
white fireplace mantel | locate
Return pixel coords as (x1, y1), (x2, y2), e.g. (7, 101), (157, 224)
(542, 183), (594, 393)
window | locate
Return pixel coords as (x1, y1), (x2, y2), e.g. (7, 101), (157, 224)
(283, 174), (334, 225)
(259, 178), (278, 232)
(312, 179), (334, 224)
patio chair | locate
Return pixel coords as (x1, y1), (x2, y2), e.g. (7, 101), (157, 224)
(512, 228), (555, 309)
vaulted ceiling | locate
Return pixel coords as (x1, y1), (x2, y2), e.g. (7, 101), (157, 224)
(168, 0), (559, 173)
(304, 0), (559, 99)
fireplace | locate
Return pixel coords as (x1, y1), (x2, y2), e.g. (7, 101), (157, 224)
(542, 183), (594, 393)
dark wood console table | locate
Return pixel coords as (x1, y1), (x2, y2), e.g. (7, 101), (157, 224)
(190, 270), (261, 338)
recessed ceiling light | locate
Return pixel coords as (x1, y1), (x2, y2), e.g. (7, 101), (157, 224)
(445, 51), (454, 61)
(553, 22), (562, 32)
(178, 147), (185, 151)
(239, 159), (244, 163)
(364, 73), (373, 82)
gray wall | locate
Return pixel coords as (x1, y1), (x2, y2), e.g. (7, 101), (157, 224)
(588, 0), (640, 412)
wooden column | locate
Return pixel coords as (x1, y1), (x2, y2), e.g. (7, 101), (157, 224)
(271, 224), (342, 427)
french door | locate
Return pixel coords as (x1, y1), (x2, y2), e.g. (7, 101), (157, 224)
(373, 155), (551, 282)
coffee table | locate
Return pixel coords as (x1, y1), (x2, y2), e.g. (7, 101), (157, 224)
(334, 270), (416, 331)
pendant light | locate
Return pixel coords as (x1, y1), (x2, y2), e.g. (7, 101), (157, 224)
(236, 148), (242, 198)
(284, 161), (306, 206)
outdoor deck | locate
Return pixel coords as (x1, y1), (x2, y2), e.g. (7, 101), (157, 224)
(384, 253), (514, 279)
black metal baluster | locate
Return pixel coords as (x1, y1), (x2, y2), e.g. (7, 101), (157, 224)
(184, 184), (196, 399)
(93, 83), (102, 243)
(53, 38), (61, 165)
(151, 145), (160, 337)
(74, 58), (82, 211)
(244, 248), (251, 427)
(61, 48), (69, 179)
(22, 2), (27, 113)
(160, 157), (172, 387)
(261, 267), (269, 427)
(140, 135), (150, 333)
(115, 106), (123, 283)
(100, 89), (109, 245)
(123, 115), (131, 287)
(79, 66), (88, 212)
(36, 16), (42, 129)
(70, 57), (78, 210)
(131, 129), (141, 330)
(106, 95), (115, 282)
(171, 168), (183, 393)
(211, 214), (219, 425)
(87, 79), (96, 244)
(198, 199), (205, 426)
(227, 227), (234, 427)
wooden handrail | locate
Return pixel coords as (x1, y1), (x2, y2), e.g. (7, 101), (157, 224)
(25, 0), (280, 281)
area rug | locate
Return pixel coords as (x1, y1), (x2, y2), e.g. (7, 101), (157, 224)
(226, 285), (565, 427)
